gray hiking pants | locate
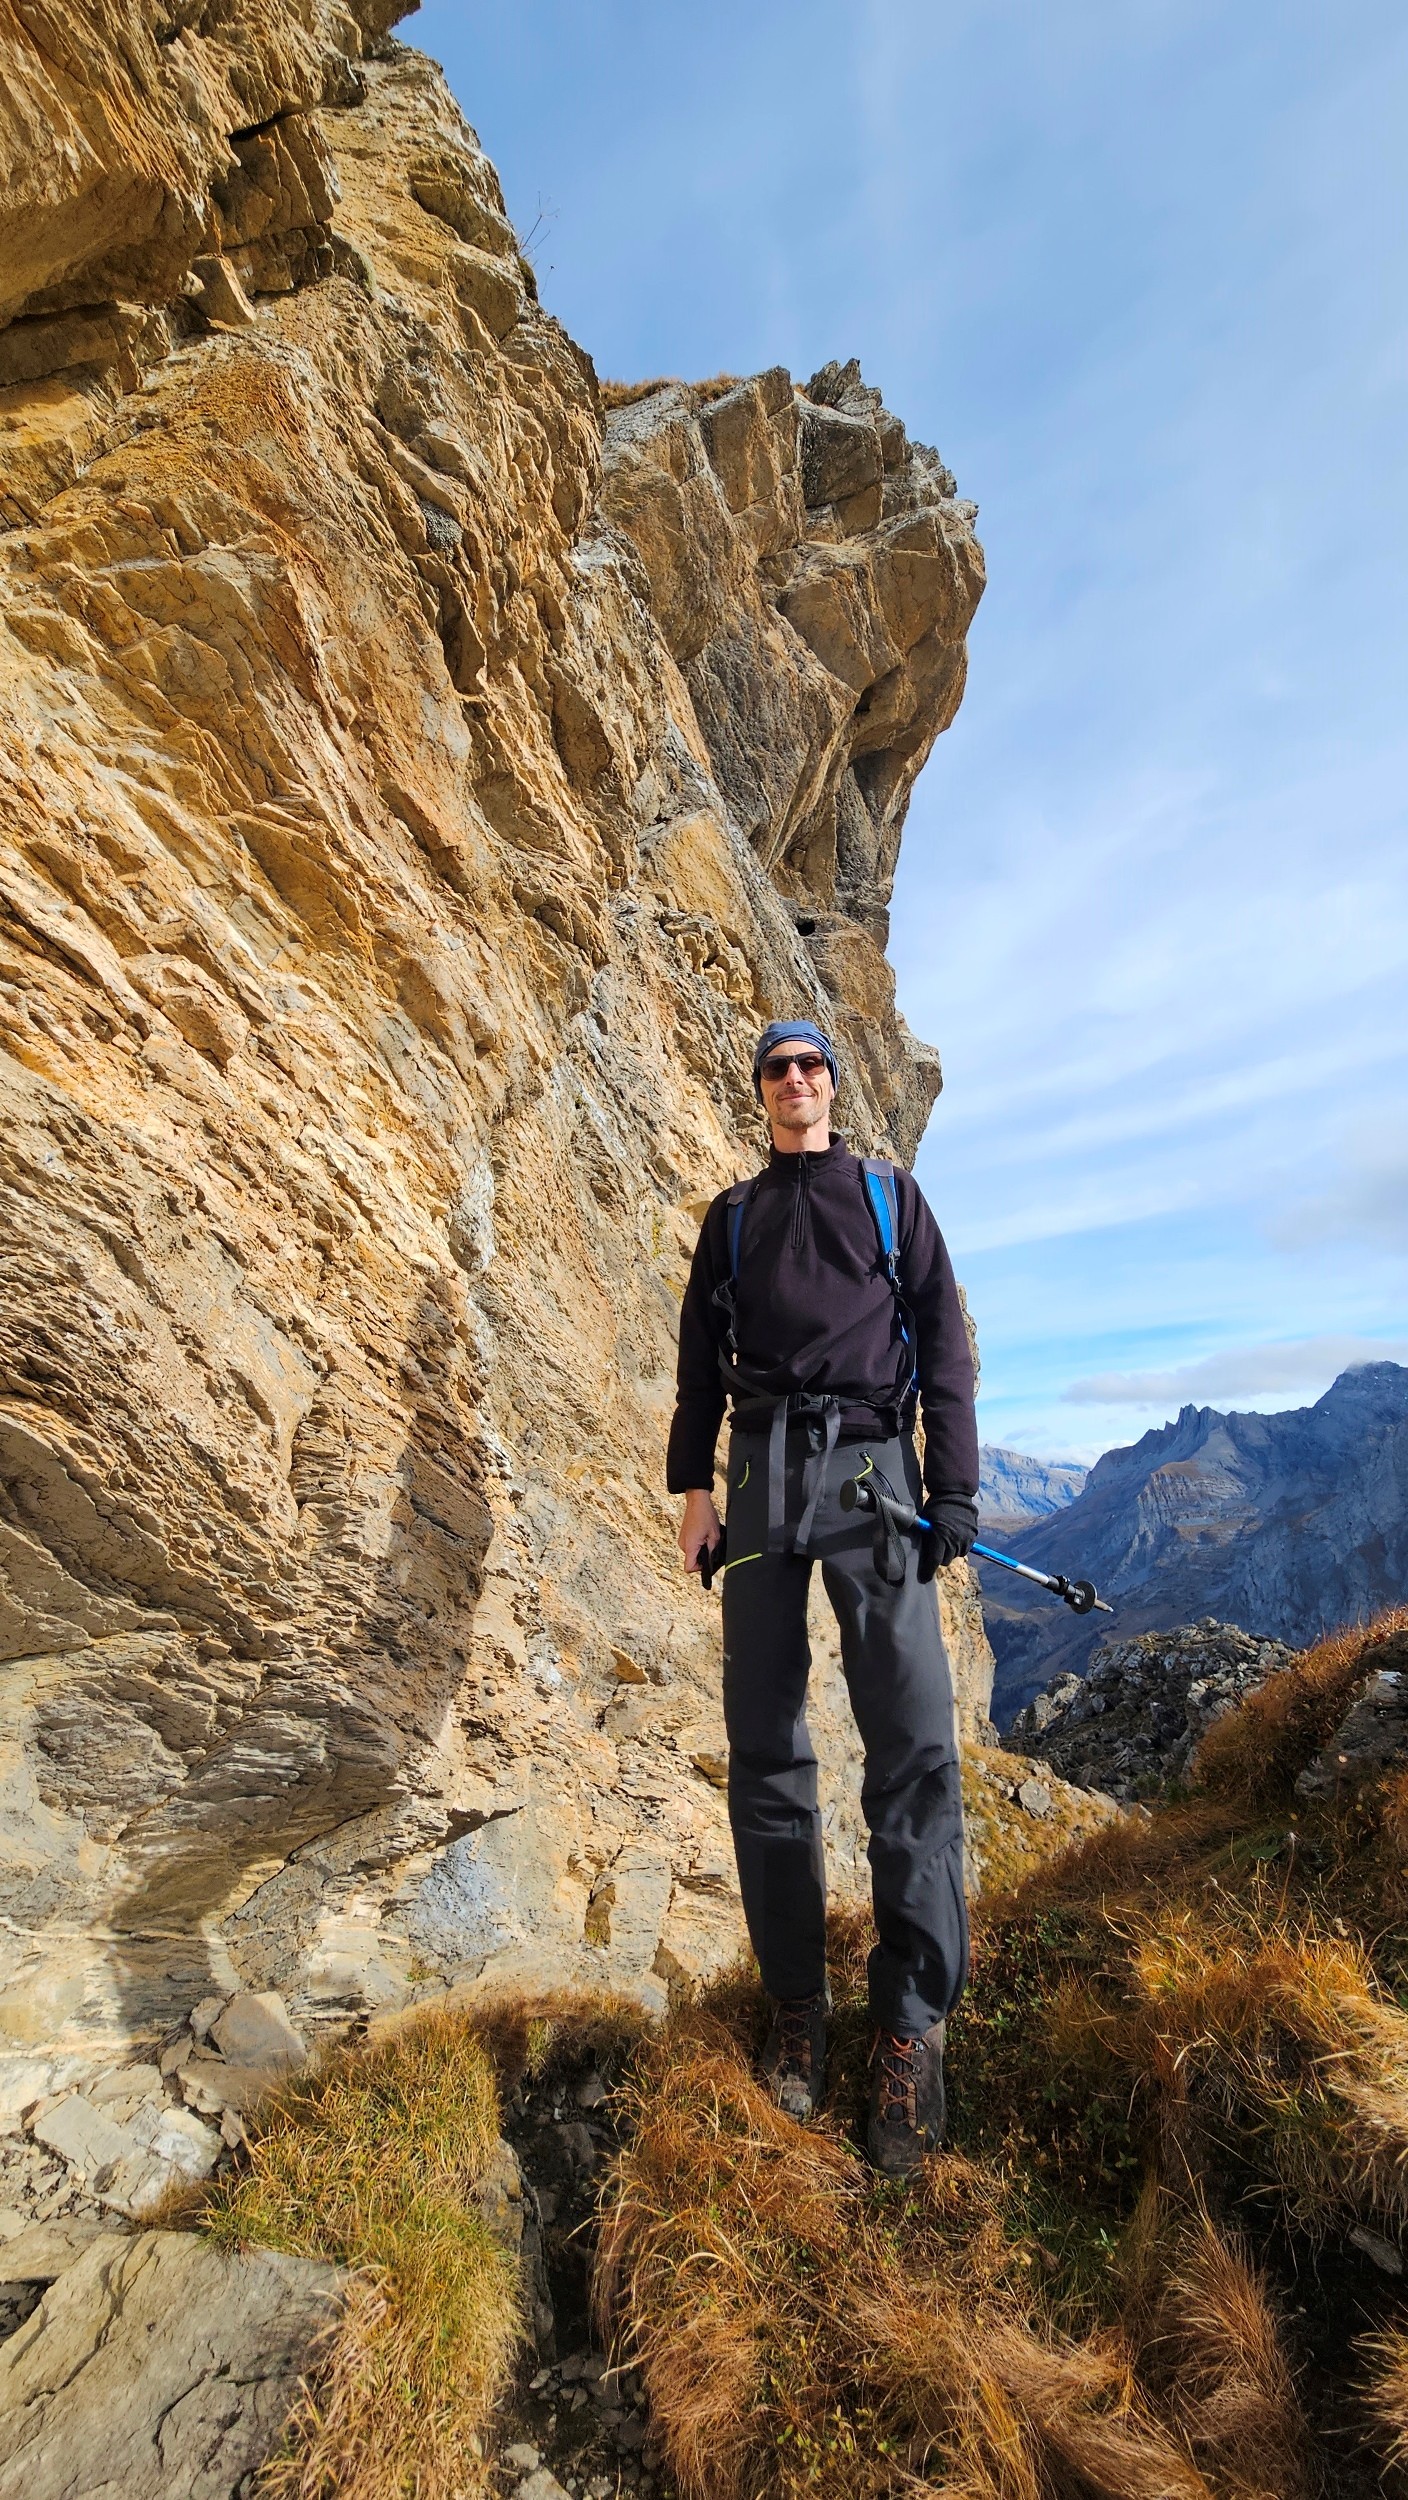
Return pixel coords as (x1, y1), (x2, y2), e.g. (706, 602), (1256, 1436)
(720, 1417), (968, 2037)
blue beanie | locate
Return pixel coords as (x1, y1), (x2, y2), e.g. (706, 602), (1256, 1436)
(752, 1019), (840, 1100)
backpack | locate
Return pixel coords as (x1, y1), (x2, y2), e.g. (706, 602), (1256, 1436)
(716, 1156), (919, 1405)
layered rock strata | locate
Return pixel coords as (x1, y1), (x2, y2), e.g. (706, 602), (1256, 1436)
(0, 1), (987, 2076)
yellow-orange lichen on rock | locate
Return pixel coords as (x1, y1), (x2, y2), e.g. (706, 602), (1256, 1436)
(0, 0), (988, 2068)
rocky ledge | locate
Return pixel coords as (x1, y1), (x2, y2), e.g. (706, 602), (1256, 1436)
(1007, 1620), (1298, 1801)
(0, 2230), (343, 2500)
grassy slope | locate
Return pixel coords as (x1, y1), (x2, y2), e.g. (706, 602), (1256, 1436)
(200, 1612), (1408, 2499)
(601, 1611), (1408, 2499)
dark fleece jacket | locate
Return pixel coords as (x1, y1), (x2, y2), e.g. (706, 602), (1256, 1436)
(666, 1136), (978, 1500)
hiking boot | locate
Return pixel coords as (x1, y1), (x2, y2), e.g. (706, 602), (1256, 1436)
(867, 2021), (946, 2175)
(760, 1993), (828, 2122)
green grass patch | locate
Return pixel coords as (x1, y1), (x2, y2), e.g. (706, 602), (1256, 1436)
(203, 2007), (524, 2500)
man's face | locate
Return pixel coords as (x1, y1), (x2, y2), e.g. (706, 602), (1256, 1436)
(759, 1047), (835, 1132)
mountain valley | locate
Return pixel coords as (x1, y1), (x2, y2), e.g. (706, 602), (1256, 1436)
(983, 1361), (1408, 1723)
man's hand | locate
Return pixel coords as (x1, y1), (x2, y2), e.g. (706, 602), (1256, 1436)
(679, 1488), (723, 1575)
(917, 1492), (978, 1582)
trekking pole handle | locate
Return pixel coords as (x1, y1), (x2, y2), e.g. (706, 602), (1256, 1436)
(841, 1478), (1111, 1616)
(839, 1476), (921, 1532)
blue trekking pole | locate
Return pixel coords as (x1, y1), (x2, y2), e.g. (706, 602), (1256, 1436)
(840, 1476), (1113, 1617)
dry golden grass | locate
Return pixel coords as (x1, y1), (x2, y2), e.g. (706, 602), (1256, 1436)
(1194, 1610), (1408, 1806)
(600, 376), (680, 408)
(596, 2011), (1224, 2500)
(1362, 2324), (1408, 2478)
(1004, 1796), (1239, 1907)
(594, 1942), (1366, 2499)
(593, 1610), (1408, 2500)
(1086, 1908), (1408, 2236)
(1142, 2211), (1313, 2500)
(600, 371), (744, 411)
(202, 2007), (523, 2500)
(459, 1984), (647, 2094)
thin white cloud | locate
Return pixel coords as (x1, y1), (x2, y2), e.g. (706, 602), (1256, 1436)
(1277, 1138), (1408, 1254)
(1063, 1335), (1408, 1408)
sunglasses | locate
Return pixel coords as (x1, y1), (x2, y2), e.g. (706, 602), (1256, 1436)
(760, 1051), (829, 1082)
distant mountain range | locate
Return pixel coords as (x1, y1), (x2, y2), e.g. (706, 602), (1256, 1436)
(979, 1445), (1087, 1524)
(982, 1363), (1408, 1727)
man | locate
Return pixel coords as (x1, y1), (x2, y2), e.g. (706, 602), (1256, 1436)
(668, 1018), (979, 2175)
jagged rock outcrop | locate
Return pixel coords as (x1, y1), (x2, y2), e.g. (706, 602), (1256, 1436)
(1007, 1620), (1298, 1801)
(984, 1363), (1408, 1720)
(0, 5), (987, 2078)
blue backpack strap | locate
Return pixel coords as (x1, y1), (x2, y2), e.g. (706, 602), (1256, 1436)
(860, 1158), (901, 1278)
(861, 1157), (919, 1399)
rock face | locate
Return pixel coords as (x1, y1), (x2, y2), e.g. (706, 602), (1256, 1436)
(0, 2229), (343, 2499)
(978, 1445), (1086, 1526)
(0, 6), (988, 2069)
(961, 1743), (1118, 1885)
(984, 1364), (1408, 1720)
(1295, 1628), (1408, 1806)
(1007, 1620), (1298, 1802)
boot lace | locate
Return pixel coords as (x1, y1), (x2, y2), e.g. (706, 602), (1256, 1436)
(873, 2031), (918, 2127)
(775, 1998), (820, 2077)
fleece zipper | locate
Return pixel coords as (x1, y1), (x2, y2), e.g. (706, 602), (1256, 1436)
(791, 1153), (810, 1252)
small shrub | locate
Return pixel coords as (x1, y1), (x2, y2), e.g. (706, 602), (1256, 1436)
(1143, 2211), (1313, 2499)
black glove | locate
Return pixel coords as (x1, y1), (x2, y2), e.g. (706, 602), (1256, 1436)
(917, 1492), (978, 1582)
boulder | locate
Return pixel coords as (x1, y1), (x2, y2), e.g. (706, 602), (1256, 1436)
(0, 2229), (343, 2498)
(209, 1991), (307, 2074)
(0, 2216), (105, 2283)
(27, 2078), (220, 2219)
(29, 2095), (131, 2181)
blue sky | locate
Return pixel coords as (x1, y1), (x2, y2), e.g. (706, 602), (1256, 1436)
(410, 0), (1408, 1462)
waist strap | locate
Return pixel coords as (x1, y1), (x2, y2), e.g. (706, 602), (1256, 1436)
(729, 1393), (844, 1557)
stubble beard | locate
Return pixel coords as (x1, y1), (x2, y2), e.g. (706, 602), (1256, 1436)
(771, 1092), (829, 1135)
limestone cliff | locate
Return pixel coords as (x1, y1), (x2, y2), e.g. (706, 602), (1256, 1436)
(0, 0), (988, 2074)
